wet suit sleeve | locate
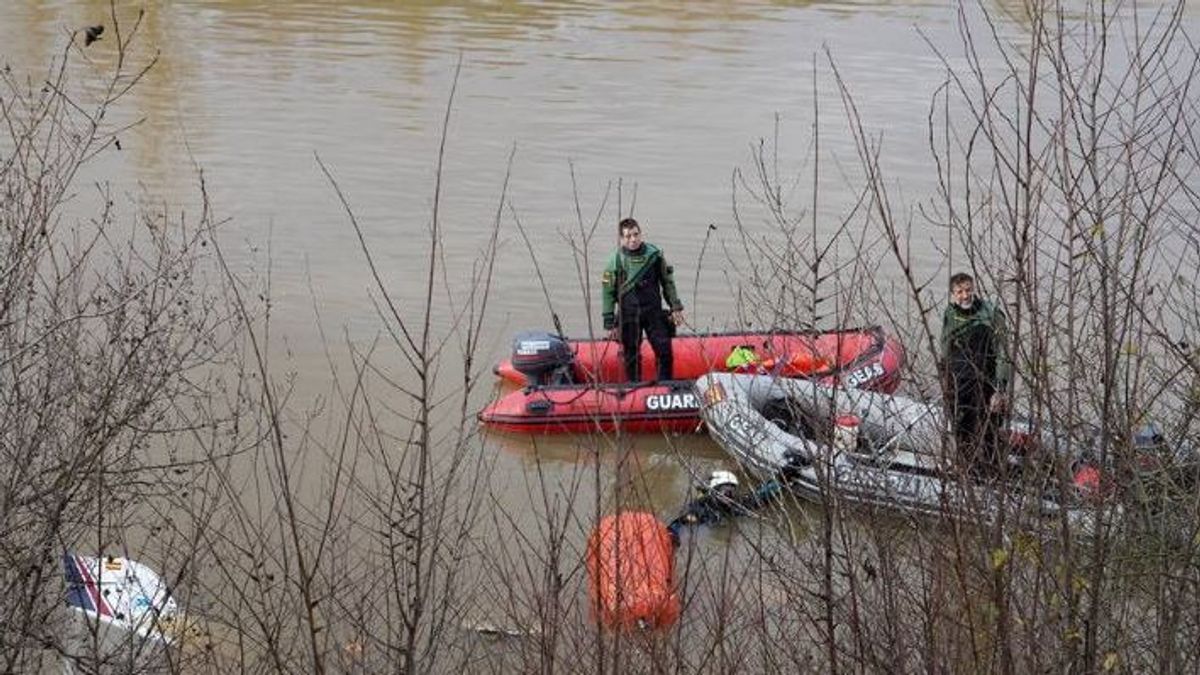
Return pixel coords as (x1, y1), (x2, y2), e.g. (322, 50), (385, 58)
(938, 305), (954, 381)
(659, 252), (683, 312)
(666, 500), (705, 546)
(992, 305), (1011, 391)
(939, 305), (955, 362)
(601, 252), (621, 330)
(742, 480), (783, 510)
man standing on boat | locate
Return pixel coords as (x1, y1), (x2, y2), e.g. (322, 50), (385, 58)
(601, 218), (685, 382)
(941, 272), (1011, 476)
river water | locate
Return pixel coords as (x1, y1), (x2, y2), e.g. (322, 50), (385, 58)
(2, 0), (1015, 338)
(5, 0), (1198, 653)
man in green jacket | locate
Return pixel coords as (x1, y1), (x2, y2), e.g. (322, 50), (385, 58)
(941, 272), (1011, 476)
(601, 218), (685, 382)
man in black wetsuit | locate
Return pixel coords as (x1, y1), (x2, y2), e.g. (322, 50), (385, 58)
(601, 218), (685, 382)
(667, 470), (781, 544)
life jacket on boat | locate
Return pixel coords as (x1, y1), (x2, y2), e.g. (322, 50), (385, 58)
(726, 344), (832, 376)
(725, 345), (761, 372)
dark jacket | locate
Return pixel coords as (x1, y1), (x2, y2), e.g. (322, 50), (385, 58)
(941, 298), (1011, 392)
(601, 243), (683, 330)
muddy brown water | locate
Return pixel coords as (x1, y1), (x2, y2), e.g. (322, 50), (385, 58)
(6, 0), (1196, 656)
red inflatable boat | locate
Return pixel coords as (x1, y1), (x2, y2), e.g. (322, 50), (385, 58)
(480, 326), (905, 434)
(493, 327), (885, 386)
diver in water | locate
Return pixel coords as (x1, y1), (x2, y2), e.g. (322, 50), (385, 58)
(666, 470), (782, 544)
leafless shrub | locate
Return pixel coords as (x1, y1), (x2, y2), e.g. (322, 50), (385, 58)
(712, 0), (1200, 672)
(8, 1), (1199, 674)
(0, 6), (249, 673)
(669, 1), (1200, 673)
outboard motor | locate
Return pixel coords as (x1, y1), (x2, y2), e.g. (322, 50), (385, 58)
(1132, 423), (1166, 454)
(511, 331), (574, 386)
(1130, 423), (1199, 479)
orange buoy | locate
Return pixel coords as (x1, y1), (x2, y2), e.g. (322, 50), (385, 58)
(1072, 464), (1110, 503)
(586, 512), (680, 631)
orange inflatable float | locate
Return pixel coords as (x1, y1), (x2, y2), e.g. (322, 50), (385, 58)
(586, 512), (680, 631)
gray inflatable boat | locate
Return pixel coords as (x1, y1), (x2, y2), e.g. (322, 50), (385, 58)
(693, 373), (1122, 531)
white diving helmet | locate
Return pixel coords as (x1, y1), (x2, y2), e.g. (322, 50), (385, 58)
(706, 469), (739, 491)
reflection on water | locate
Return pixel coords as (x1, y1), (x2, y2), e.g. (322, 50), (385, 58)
(487, 427), (726, 467)
(484, 420), (733, 513)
